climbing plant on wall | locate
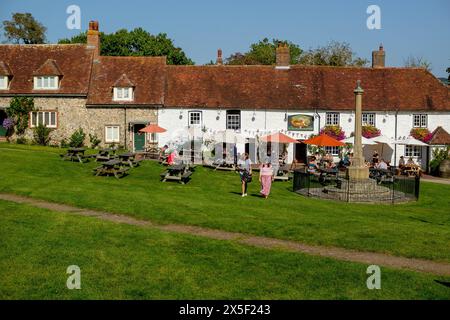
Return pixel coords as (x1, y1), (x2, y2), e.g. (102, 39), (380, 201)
(6, 97), (35, 135)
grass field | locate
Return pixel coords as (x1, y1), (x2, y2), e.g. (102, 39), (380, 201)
(0, 143), (449, 264)
(1, 200), (449, 299)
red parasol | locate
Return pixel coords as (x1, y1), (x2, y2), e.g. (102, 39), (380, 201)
(260, 132), (298, 143)
(139, 124), (167, 133)
(303, 134), (345, 147)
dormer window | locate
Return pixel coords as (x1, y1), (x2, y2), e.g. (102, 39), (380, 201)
(0, 61), (12, 90)
(113, 87), (133, 101)
(0, 76), (8, 89)
(34, 76), (59, 90)
(32, 59), (62, 90)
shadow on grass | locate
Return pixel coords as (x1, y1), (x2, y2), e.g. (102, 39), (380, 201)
(434, 280), (450, 288)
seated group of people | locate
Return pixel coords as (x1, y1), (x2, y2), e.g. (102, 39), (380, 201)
(399, 156), (417, 168)
(307, 153), (337, 175)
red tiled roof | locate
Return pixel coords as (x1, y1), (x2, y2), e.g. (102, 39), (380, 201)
(0, 43), (449, 111)
(113, 74), (135, 87)
(33, 59), (63, 76)
(429, 126), (450, 145)
(86, 56), (166, 105)
(0, 61), (12, 75)
(164, 65), (450, 111)
(0, 44), (94, 95)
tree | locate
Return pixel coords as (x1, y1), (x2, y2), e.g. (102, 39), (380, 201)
(2, 13), (46, 44)
(59, 28), (194, 65)
(298, 41), (368, 67)
(33, 123), (51, 146)
(403, 55), (432, 72)
(225, 38), (303, 65)
(446, 67), (450, 81)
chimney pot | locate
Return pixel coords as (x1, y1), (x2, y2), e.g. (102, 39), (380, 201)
(87, 20), (100, 60)
(276, 43), (290, 69)
(216, 49), (223, 65)
(372, 44), (385, 68)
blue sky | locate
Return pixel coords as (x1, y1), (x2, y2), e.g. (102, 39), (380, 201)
(1, 0), (449, 77)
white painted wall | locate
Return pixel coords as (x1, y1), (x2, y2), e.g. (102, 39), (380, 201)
(158, 107), (450, 169)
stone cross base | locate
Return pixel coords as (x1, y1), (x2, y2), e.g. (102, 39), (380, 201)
(346, 166), (370, 180)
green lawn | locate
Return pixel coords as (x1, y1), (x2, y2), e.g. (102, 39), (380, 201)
(1, 200), (449, 299)
(0, 143), (450, 264)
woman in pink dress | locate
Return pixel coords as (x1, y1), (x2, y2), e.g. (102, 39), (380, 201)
(259, 162), (274, 199)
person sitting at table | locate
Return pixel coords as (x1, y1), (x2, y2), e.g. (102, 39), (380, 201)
(372, 150), (379, 165)
(167, 149), (178, 165)
(307, 157), (320, 175)
(159, 145), (169, 160)
(314, 152), (322, 162)
(377, 158), (388, 170)
(326, 160), (337, 173)
(406, 157), (416, 165)
(339, 153), (351, 167)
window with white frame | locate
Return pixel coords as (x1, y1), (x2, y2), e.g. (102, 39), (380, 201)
(325, 112), (340, 126)
(30, 111), (57, 128)
(34, 76), (59, 90)
(405, 145), (422, 157)
(0, 76), (8, 89)
(362, 113), (376, 126)
(113, 87), (133, 101)
(413, 114), (427, 128)
(105, 125), (120, 143)
(188, 111), (202, 126)
(324, 146), (340, 156)
(226, 110), (241, 130)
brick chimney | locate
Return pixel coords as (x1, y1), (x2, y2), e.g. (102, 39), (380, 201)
(87, 21), (100, 61)
(216, 49), (223, 65)
(276, 43), (290, 69)
(372, 44), (385, 68)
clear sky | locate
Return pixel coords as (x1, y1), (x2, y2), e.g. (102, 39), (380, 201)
(1, 0), (449, 77)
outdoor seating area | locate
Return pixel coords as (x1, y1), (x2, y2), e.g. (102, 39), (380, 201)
(60, 148), (142, 179)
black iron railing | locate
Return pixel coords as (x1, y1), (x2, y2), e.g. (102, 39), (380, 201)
(293, 169), (420, 204)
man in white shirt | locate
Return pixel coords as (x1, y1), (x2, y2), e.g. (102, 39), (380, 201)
(377, 159), (388, 170)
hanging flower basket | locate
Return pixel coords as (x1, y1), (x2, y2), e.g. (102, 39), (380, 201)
(410, 128), (433, 143)
(362, 125), (381, 139)
(319, 125), (345, 141)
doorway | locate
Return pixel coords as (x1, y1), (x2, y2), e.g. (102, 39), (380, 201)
(133, 124), (146, 152)
(0, 110), (7, 137)
(295, 141), (307, 163)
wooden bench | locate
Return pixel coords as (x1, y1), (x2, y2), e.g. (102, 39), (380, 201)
(160, 171), (169, 180)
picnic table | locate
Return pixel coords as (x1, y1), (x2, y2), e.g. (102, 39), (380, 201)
(402, 164), (422, 177)
(370, 168), (394, 184)
(318, 167), (338, 186)
(160, 164), (192, 184)
(94, 148), (117, 162)
(118, 152), (142, 168)
(60, 148), (88, 163)
(274, 164), (291, 181)
(213, 159), (236, 171)
(93, 159), (129, 179)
